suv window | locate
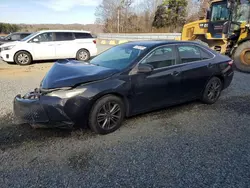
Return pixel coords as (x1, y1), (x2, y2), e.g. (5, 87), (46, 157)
(20, 34), (30, 39)
(177, 45), (201, 64)
(55, 32), (73, 41)
(33, 32), (53, 42)
(74, 32), (93, 39)
(10, 34), (20, 40)
(141, 46), (175, 69)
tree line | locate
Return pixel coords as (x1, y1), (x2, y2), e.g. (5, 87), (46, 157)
(95, 0), (211, 33)
(0, 23), (20, 34)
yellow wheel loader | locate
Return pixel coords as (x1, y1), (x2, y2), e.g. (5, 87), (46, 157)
(182, 0), (250, 72)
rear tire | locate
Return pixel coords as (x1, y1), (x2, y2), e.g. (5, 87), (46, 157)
(233, 41), (250, 73)
(88, 95), (125, 135)
(14, 51), (32, 65)
(76, 49), (90, 61)
(201, 77), (222, 104)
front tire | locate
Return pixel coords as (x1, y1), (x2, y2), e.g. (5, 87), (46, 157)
(89, 95), (125, 135)
(201, 77), (222, 104)
(233, 41), (250, 73)
(14, 51), (32, 65)
(76, 49), (90, 61)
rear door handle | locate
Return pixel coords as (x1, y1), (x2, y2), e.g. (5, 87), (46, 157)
(172, 71), (180, 76)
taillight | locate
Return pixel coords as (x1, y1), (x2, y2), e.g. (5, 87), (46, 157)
(93, 40), (96, 44)
(228, 60), (234, 66)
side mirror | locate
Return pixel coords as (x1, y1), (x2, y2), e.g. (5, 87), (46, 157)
(137, 64), (153, 73)
(33, 38), (39, 43)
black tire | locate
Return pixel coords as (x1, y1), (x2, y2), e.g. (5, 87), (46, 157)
(201, 77), (222, 104)
(195, 39), (209, 47)
(76, 49), (90, 61)
(14, 51), (32, 65)
(89, 95), (125, 135)
(233, 41), (250, 73)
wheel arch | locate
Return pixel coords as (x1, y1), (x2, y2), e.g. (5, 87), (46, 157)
(14, 50), (33, 61)
(90, 92), (130, 117)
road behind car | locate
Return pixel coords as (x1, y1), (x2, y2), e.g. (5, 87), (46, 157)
(0, 45), (250, 187)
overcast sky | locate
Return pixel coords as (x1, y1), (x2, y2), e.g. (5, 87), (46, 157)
(0, 0), (102, 24)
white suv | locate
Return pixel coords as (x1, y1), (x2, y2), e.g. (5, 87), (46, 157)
(0, 30), (97, 65)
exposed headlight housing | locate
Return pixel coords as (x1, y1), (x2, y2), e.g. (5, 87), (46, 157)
(2, 45), (15, 51)
(46, 88), (87, 98)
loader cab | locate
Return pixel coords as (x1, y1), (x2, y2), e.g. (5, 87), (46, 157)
(222, 0), (250, 38)
(208, 0), (230, 38)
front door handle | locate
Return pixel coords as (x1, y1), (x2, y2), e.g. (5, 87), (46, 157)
(172, 71), (180, 76)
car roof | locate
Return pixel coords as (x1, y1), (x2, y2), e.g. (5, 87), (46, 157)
(37, 30), (91, 33)
(9, 32), (32, 34)
(125, 40), (203, 47)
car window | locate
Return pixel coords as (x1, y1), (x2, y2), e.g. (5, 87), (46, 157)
(33, 32), (53, 42)
(141, 46), (175, 69)
(20, 34), (30, 39)
(10, 34), (20, 40)
(177, 45), (201, 64)
(55, 32), (73, 41)
(200, 48), (214, 60)
(74, 32), (93, 39)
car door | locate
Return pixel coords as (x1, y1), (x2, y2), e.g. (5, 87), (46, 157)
(176, 44), (216, 100)
(54, 32), (75, 59)
(30, 32), (56, 60)
(130, 45), (183, 113)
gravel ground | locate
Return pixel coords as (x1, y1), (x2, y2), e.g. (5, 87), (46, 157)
(0, 46), (250, 187)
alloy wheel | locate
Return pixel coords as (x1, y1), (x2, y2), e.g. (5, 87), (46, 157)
(207, 79), (221, 101)
(97, 102), (121, 130)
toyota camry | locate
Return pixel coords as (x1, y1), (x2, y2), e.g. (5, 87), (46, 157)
(14, 41), (234, 134)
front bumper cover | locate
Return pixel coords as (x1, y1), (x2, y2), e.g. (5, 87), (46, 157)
(13, 91), (74, 129)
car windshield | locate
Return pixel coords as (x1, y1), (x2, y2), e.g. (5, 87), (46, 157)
(90, 43), (147, 70)
(21, 32), (37, 41)
(211, 2), (229, 21)
(232, 0), (250, 23)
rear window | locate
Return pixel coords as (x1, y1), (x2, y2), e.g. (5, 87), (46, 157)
(200, 48), (214, 60)
(55, 32), (73, 41)
(74, 32), (93, 39)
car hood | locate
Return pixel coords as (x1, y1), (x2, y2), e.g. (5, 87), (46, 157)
(0, 41), (19, 47)
(41, 60), (118, 89)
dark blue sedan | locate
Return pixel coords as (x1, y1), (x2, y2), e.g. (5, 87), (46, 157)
(14, 41), (234, 134)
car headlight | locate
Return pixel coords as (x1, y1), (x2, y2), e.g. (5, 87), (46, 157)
(2, 45), (15, 51)
(46, 88), (87, 98)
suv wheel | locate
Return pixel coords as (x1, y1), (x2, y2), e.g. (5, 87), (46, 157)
(76, 49), (90, 61)
(14, 51), (32, 65)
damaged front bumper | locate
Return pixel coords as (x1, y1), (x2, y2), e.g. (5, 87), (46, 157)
(13, 91), (74, 129)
